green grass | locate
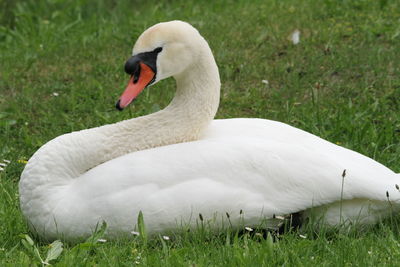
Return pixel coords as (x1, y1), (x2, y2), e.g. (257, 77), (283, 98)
(1, 0), (400, 265)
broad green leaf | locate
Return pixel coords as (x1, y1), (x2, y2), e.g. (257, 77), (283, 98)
(85, 221), (107, 244)
(33, 246), (43, 263)
(44, 240), (63, 264)
(266, 232), (274, 254)
(138, 211), (147, 245)
(21, 239), (32, 252)
(225, 229), (231, 246)
(22, 234), (34, 246)
(159, 235), (168, 256)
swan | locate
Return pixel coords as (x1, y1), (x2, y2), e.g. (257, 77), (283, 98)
(19, 20), (400, 241)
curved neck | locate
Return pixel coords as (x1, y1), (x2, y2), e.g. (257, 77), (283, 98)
(20, 48), (220, 186)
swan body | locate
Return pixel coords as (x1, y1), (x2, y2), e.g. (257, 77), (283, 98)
(19, 21), (399, 241)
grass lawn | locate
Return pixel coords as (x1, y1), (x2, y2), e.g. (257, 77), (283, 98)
(1, 0), (400, 265)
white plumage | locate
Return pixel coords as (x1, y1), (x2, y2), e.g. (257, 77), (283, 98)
(19, 21), (399, 242)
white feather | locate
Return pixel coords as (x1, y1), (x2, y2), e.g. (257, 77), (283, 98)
(291, 29), (300, 45)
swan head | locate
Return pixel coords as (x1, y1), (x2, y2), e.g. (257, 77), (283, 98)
(116, 20), (206, 110)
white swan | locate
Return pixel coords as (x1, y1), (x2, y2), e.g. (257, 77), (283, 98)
(20, 21), (399, 241)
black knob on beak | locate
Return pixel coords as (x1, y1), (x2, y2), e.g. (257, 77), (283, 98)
(124, 56), (141, 83)
(124, 56), (140, 75)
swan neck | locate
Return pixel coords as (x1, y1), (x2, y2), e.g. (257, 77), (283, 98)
(20, 44), (221, 188)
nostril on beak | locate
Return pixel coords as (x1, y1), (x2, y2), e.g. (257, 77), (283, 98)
(133, 74), (139, 84)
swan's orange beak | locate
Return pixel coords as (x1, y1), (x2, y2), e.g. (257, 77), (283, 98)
(116, 63), (155, 110)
